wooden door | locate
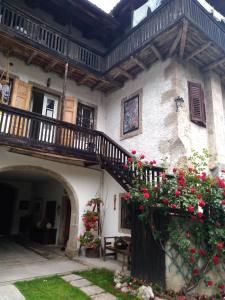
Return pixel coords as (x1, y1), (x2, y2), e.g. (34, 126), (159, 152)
(61, 96), (78, 147)
(10, 79), (32, 137)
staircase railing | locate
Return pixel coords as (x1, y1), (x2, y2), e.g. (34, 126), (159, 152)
(0, 104), (163, 190)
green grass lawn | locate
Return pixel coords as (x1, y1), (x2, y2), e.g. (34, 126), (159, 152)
(76, 268), (138, 300)
(15, 276), (91, 300)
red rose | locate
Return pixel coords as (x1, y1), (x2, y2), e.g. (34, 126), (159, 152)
(125, 192), (131, 199)
(131, 150), (136, 155)
(188, 205), (195, 213)
(175, 190), (181, 197)
(123, 164), (128, 169)
(221, 200), (225, 205)
(139, 205), (145, 212)
(189, 256), (195, 263)
(213, 255), (220, 265)
(217, 242), (224, 250)
(138, 161), (143, 168)
(222, 192), (225, 197)
(142, 187), (148, 193)
(162, 199), (169, 205)
(219, 284), (225, 289)
(188, 167), (193, 172)
(143, 193), (150, 199)
(190, 187), (196, 194)
(186, 231), (191, 238)
(193, 268), (200, 276)
(190, 248), (197, 254)
(171, 204), (177, 209)
(128, 157), (133, 162)
(197, 212), (203, 218)
(197, 194), (202, 200)
(199, 200), (206, 208)
(199, 249), (207, 256)
(150, 160), (156, 165)
(173, 168), (177, 173)
(140, 154), (145, 159)
(207, 280), (214, 287)
(205, 188), (210, 193)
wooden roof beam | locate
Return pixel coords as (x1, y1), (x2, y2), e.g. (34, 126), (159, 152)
(203, 57), (225, 72)
(150, 44), (162, 61)
(44, 60), (58, 72)
(77, 74), (90, 85)
(185, 41), (212, 61)
(114, 67), (134, 80)
(26, 51), (38, 65)
(179, 20), (188, 58)
(130, 55), (148, 70)
(169, 28), (182, 57)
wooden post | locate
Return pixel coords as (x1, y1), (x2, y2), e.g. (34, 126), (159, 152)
(60, 62), (69, 121)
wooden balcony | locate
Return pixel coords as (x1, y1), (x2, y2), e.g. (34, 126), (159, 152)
(0, 104), (163, 190)
(1, 0), (225, 92)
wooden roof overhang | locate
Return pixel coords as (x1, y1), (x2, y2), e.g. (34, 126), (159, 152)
(1, 0), (225, 94)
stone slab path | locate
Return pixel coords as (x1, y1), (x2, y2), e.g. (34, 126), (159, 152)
(0, 285), (25, 300)
(62, 274), (117, 300)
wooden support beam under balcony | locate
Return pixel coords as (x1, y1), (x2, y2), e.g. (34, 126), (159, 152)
(130, 56), (148, 71)
(150, 44), (162, 61)
(169, 28), (183, 57)
(179, 20), (188, 58)
(113, 68), (134, 80)
(26, 51), (38, 65)
(203, 57), (225, 72)
(185, 41), (212, 61)
(44, 60), (58, 73)
(77, 74), (90, 86)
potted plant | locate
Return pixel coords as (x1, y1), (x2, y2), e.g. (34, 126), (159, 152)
(79, 231), (101, 258)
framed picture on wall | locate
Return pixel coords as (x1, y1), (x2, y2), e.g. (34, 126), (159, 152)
(120, 89), (143, 140)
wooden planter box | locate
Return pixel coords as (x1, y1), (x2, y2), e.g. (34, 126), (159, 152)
(86, 247), (100, 258)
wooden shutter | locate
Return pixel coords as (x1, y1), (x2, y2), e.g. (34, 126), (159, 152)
(10, 79), (32, 137)
(11, 79), (32, 110)
(61, 96), (78, 147)
(188, 81), (206, 127)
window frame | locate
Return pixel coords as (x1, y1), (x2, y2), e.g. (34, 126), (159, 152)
(188, 81), (206, 127)
(118, 193), (131, 234)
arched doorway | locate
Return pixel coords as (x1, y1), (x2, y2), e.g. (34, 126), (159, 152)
(0, 166), (79, 258)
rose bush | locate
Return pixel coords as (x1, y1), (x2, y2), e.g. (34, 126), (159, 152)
(123, 150), (225, 295)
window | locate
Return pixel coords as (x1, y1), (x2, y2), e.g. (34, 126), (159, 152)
(121, 89), (142, 139)
(77, 103), (95, 129)
(188, 81), (206, 127)
(0, 78), (13, 104)
(119, 194), (131, 233)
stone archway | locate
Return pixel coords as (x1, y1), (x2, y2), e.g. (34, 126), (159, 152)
(0, 165), (79, 258)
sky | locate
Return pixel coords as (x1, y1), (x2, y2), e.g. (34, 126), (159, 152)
(89, 0), (224, 20)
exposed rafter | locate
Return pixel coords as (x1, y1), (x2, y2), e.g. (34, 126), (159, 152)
(130, 55), (148, 70)
(185, 41), (212, 61)
(169, 28), (182, 57)
(26, 51), (38, 65)
(44, 60), (58, 72)
(77, 74), (90, 85)
(150, 44), (162, 61)
(203, 57), (225, 72)
(114, 67), (134, 80)
(92, 80), (105, 91)
(179, 20), (188, 58)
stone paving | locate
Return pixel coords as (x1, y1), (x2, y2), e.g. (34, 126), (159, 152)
(0, 285), (25, 300)
(61, 274), (117, 300)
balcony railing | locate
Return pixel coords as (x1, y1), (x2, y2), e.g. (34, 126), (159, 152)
(0, 104), (163, 190)
(1, 0), (225, 75)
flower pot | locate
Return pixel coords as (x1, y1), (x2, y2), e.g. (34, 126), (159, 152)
(86, 247), (100, 258)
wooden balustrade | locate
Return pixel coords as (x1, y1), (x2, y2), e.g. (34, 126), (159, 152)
(1, 0), (225, 74)
(0, 104), (163, 190)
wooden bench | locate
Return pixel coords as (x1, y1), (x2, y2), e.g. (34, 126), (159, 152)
(103, 236), (131, 270)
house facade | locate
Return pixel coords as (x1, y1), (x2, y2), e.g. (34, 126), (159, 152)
(0, 0), (225, 289)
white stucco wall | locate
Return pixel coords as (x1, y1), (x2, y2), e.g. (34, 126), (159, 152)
(0, 52), (106, 132)
(104, 58), (209, 167)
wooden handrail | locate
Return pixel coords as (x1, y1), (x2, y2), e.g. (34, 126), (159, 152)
(1, 0), (225, 74)
(0, 104), (163, 190)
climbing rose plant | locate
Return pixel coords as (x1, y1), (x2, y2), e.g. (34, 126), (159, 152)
(124, 150), (225, 295)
